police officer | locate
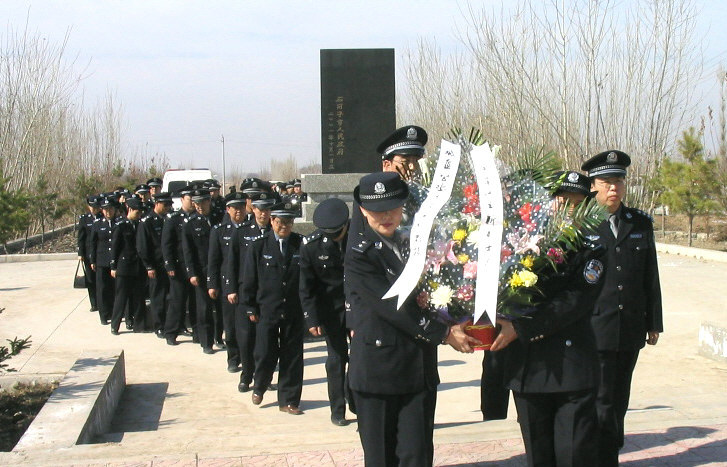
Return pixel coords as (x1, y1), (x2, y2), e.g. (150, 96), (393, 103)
(240, 201), (305, 414)
(581, 150), (663, 467)
(162, 185), (197, 346)
(208, 191), (247, 371)
(78, 195), (102, 312)
(489, 171), (604, 467)
(183, 187), (216, 354)
(299, 198), (350, 426)
(147, 177), (163, 197)
(240, 178), (269, 224)
(227, 191), (276, 392)
(348, 125), (428, 255)
(135, 184), (153, 214)
(205, 179), (225, 226)
(110, 196), (146, 334)
(138, 192), (173, 338)
(90, 196), (121, 325)
(345, 172), (478, 467)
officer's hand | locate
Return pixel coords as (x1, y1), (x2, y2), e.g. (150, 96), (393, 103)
(249, 315), (259, 323)
(91, 264), (96, 271)
(168, 270), (175, 277)
(110, 269), (117, 278)
(490, 319), (518, 351)
(309, 326), (322, 337)
(190, 276), (199, 286)
(208, 289), (218, 299)
(227, 293), (238, 304)
(446, 323), (480, 353)
(147, 269), (156, 279)
(647, 331), (660, 345)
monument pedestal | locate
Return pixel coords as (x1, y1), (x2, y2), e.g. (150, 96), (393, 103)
(295, 173), (366, 236)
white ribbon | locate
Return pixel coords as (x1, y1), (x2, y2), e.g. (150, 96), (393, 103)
(383, 140), (461, 308)
(471, 143), (503, 326)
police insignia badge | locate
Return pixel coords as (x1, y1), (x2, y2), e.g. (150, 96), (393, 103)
(374, 182), (386, 195)
(318, 255), (329, 260)
(374, 241), (383, 249)
(407, 127), (417, 140)
(583, 259), (604, 284)
(568, 172), (579, 182)
(607, 151), (617, 163)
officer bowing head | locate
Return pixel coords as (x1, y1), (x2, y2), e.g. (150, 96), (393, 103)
(270, 201), (297, 240)
(152, 192), (173, 216)
(581, 150), (630, 214)
(378, 125), (427, 180)
(225, 191), (247, 225)
(354, 172), (409, 239)
(553, 170), (592, 214)
(190, 187), (212, 216)
(313, 198), (349, 242)
(125, 195), (144, 221)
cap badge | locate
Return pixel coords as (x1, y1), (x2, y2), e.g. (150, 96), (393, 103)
(260, 193), (267, 199)
(567, 172), (579, 183)
(607, 152), (617, 163)
(374, 182), (386, 195)
(285, 203), (292, 210)
(406, 127), (417, 140)
(252, 182), (258, 188)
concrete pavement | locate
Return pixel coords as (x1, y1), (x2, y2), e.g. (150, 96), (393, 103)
(0, 252), (726, 466)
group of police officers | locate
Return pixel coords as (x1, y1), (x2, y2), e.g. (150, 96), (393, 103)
(76, 125), (662, 467)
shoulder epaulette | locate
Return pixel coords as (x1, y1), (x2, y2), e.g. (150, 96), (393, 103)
(351, 237), (373, 254)
(305, 231), (322, 244)
(633, 208), (653, 222)
(250, 234), (265, 243)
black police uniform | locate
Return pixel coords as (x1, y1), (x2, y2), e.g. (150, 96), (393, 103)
(161, 208), (197, 342)
(110, 217), (146, 333)
(240, 230), (304, 409)
(78, 207), (102, 311)
(499, 242), (605, 467)
(208, 219), (240, 368)
(227, 218), (269, 387)
(299, 228), (348, 422)
(183, 211), (215, 352)
(138, 209), (168, 335)
(581, 151), (664, 467)
(90, 214), (120, 324)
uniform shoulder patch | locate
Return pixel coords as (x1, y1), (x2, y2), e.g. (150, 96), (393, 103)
(583, 259), (604, 284)
(630, 207), (654, 222)
(305, 231), (322, 244)
(351, 238), (373, 254)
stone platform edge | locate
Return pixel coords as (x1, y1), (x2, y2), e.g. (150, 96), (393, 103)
(13, 349), (126, 451)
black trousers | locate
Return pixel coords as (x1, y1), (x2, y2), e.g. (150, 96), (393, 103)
(147, 268), (169, 332)
(95, 266), (114, 323)
(111, 273), (145, 333)
(352, 389), (437, 467)
(513, 389), (598, 467)
(220, 297), (239, 366)
(253, 312), (304, 407)
(481, 350), (510, 421)
(213, 296), (224, 344)
(320, 311), (348, 420)
(82, 257), (97, 310)
(193, 279), (214, 350)
(235, 306), (257, 385)
(164, 272), (195, 338)
(596, 350), (640, 467)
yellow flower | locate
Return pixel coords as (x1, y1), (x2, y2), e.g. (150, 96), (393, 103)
(508, 273), (524, 288)
(520, 256), (534, 269)
(452, 229), (467, 242)
(428, 281), (439, 290)
(430, 285), (454, 307)
(518, 270), (538, 287)
(457, 253), (469, 263)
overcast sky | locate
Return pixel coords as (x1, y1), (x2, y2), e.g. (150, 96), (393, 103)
(3, 1), (727, 178)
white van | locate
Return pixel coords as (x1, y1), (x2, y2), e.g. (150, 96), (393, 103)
(162, 168), (214, 210)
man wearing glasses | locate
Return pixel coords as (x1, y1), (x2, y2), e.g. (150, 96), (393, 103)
(581, 150), (663, 467)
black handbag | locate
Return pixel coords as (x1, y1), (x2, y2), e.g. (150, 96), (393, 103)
(73, 260), (87, 289)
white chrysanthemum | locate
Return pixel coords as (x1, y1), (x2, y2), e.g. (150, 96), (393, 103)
(430, 285), (454, 307)
(466, 229), (480, 247)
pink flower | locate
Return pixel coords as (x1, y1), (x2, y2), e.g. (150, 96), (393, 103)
(463, 261), (478, 279)
(444, 240), (459, 265)
(501, 245), (513, 262)
(456, 284), (475, 301)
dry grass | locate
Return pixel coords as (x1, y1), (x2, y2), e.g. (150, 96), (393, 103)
(0, 381), (58, 451)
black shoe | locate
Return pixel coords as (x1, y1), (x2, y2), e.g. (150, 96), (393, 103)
(331, 417), (349, 427)
(203, 347), (214, 354)
(228, 363), (241, 373)
(155, 330), (164, 338)
(111, 329), (120, 336)
(268, 383), (278, 391)
(238, 382), (250, 393)
(180, 329), (193, 337)
(215, 341), (227, 350)
(166, 337), (179, 346)
(90, 308), (98, 312)
(252, 392), (263, 405)
(100, 319), (110, 325)
(192, 336), (200, 344)
(125, 322), (133, 331)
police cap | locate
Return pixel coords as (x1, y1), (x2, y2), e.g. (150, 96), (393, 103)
(86, 195), (101, 208)
(225, 191), (247, 206)
(146, 177), (162, 187)
(270, 201), (298, 218)
(191, 188), (211, 203)
(313, 198), (349, 232)
(153, 192), (173, 204)
(125, 195), (144, 211)
(377, 125), (428, 161)
(581, 150), (631, 178)
(251, 191), (276, 209)
(135, 184), (150, 194)
(354, 172), (409, 212)
(554, 171), (591, 197)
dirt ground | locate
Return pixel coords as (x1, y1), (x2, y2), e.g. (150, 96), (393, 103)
(0, 382), (57, 451)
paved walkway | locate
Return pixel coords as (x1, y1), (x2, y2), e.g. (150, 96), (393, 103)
(1, 252), (726, 466)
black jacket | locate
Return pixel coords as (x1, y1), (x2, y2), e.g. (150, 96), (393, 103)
(90, 216), (120, 268)
(110, 218), (142, 276)
(299, 229), (347, 329)
(182, 212), (212, 281)
(590, 205), (663, 351)
(77, 212), (101, 259)
(344, 225), (448, 395)
(161, 209), (193, 275)
(226, 220), (269, 296)
(137, 211), (165, 270)
(207, 221), (236, 291)
(500, 243), (605, 394)
(240, 231), (303, 320)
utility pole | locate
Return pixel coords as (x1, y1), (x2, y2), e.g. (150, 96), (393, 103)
(221, 134), (226, 193)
